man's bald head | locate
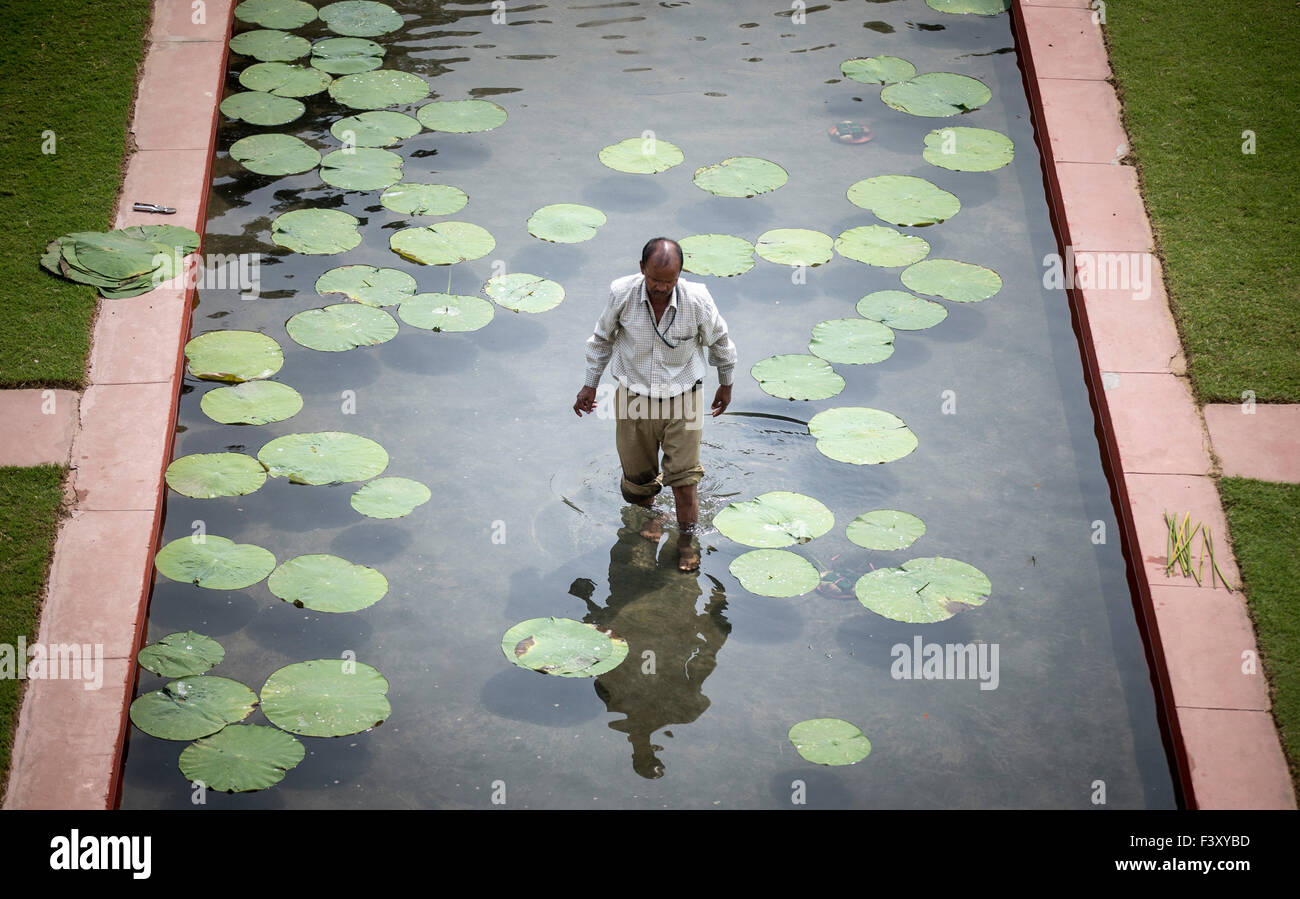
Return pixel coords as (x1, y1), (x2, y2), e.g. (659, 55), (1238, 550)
(640, 237), (683, 272)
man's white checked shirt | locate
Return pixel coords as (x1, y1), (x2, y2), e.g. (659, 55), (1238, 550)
(584, 273), (737, 398)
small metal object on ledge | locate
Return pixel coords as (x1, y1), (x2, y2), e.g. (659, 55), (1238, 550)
(132, 202), (177, 214)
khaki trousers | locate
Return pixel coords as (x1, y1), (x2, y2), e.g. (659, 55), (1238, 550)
(614, 383), (705, 501)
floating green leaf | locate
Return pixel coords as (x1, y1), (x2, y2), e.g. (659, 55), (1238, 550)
(381, 182), (468, 216)
(751, 354), (844, 401)
(714, 491), (834, 548)
(184, 330), (284, 382)
(881, 72), (992, 117)
(319, 147), (403, 190)
(856, 290), (947, 330)
(268, 554), (388, 613)
(239, 62), (332, 97)
(835, 225), (929, 267)
(330, 110), (419, 146)
(234, 0), (317, 29)
(598, 137), (684, 174)
(416, 99), (508, 133)
(319, 0), (403, 36)
(484, 273), (565, 313)
(500, 617), (628, 678)
(923, 126), (1014, 172)
(229, 29), (310, 61)
(130, 676), (258, 741)
(807, 406), (918, 465)
(165, 453), (268, 498)
(200, 380), (304, 425)
(137, 632), (226, 678)
(730, 549), (819, 597)
(261, 659), (391, 736)
(754, 228), (834, 266)
(809, 318), (895, 365)
(855, 556), (991, 623)
(229, 133), (321, 176)
(154, 535), (277, 589)
(788, 718), (872, 766)
(316, 265), (416, 306)
(311, 36), (386, 74)
(257, 431), (389, 485)
(286, 304), (399, 351)
(841, 55), (916, 85)
(926, 0), (1010, 15)
(398, 292), (494, 332)
(178, 724), (305, 793)
(219, 91), (305, 126)
(527, 204), (606, 243)
(901, 258), (1001, 302)
(693, 156), (788, 197)
(847, 175), (960, 226)
(846, 510), (926, 551)
(350, 477), (432, 519)
(270, 208), (362, 254)
(679, 233), (755, 277)
(390, 222), (495, 265)
(329, 69), (430, 109)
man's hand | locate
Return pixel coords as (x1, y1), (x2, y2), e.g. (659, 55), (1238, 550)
(574, 385), (598, 416)
(711, 384), (732, 417)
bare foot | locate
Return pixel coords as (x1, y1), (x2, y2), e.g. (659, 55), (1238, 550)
(640, 509), (668, 541)
(677, 535), (700, 572)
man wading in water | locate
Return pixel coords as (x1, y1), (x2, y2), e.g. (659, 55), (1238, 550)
(574, 237), (737, 571)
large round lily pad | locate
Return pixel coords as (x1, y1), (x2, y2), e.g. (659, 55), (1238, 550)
(178, 724), (305, 793)
(679, 233), (755, 277)
(751, 354), (844, 401)
(260, 659), (391, 737)
(311, 37), (386, 74)
(319, 0), (403, 36)
(807, 406), (918, 465)
(923, 126), (1014, 172)
(485, 273), (565, 313)
(229, 133), (321, 176)
(130, 676), (258, 741)
(527, 204), (606, 243)
(847, 175), (960, 227)
(598, 137), (684, 174)
(398, 292), (494, 332)
(788, 718), (872, 766)
(841, 55), (916, 85)
(137, 631), (226, 678)
(330, 110), (419, 146)
(809, 318), (895, 365)
(239, 62), (332, 98)
(270, 208), (362, 255)
(219, 91), (305, 126)
(901, 258), (1001, 302)
(381, 182), (468, 216)
(200, 380), (304, 425)
(165, 452), (268, 498)
(846, 509), (926, 551)
(855, 556), (991, 623)
(185, 330), (284, 382)
(234, 0), (317, 29)
(229, 29), (310, 61)
(268, 553), (388, 613)
(154, 535), (276, 589)
(350, 477), (432, 519)
(285, 304), (399, 351)
(257, 431), (389, 485)
(730, 549), (819, 597)
(416, 99), (508, 133)
(500, 617), (629, 678)
(926, 0), (1010, 14)
(714, 491), (834, 548)
(693, 156), (788, 197)
(754, 228), (834, 267)
(856, 290), (947, 330)
(390, 222), (495, 264)
(319, 147), (403, 190)
(316, 265), (416, 306)
(881, 72), (992, 117)
(329, 69), (430, 109)
(835, 225), (929, 267)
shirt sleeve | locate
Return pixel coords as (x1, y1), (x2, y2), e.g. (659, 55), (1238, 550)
(583, 286), (621, 388)
(699, 290), (737, 386)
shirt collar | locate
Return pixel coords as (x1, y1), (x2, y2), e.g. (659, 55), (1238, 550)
(641, 275), (679, 309)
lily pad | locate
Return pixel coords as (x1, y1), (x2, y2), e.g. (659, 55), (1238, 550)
(598, 137), (684, 174)
(923, 126), (1014, 172)
(754, 228), (834, 267)
(319, 147), (403, 190)
(329, 69), (430, 109)
(270, 208), (362, 255)
(484, 273), (565, 313)
(286, 304), (399, 351)
(330, 110), (419, 146)
(398, 292), (494, 332)
(500, 617), (628, 678)
(316, 265), (417, 306)
(178, 724), (305, 793)
(257, 431), (389, 485)
(200, 380), (303, 425)
(679, 233), (755, 277)
(730, 549), (820, 597)
(239, 62), (332, 98)
(856, 290), (947, 330)
(693, 156), (788, 197)
(926, 0), (1010, 14)
(847, 175), (960, 226)
(219, 91), (305, 126)
(137, 632), (226, 678)
(154, 535), (277, 589)
(129, 676), (258, 741)
(841, 55), (916, 85)
(416, 99), (508, 133)
(260, 659), (391, 737)
(165, 453), (268, 498)
(835, 225), (930, 267)
(234, 0), (317, 29)
(229, 133), (321, 176)
(846, 510), (927, 551)
(390, 222), (495, 264)
(855, 556), (991, 623)
(901, 258), (1001, 302)
(311, 37), (386, 74)
(714, 491), (834, 548)
(751, 354), (844, 401)
(807, 406), (918, 465)
(350, 477), (432, 519)
(268, 554), (388, 613)
(185, 330), (284, 382)
(527, 204), (606, 243)
(381, 182), (468, 216)
(788, 718), (872, 766)
(881, 72), (992, 117)
(229, 29), (310, 61)
(809, 318), (895, 365)
(319, 0), (403, 36)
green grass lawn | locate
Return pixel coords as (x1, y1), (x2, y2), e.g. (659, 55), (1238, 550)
(0, 0), (153, 388)
(0, 466), (68, 801)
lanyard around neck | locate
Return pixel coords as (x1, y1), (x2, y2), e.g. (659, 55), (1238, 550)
(644, 282), (679, 348)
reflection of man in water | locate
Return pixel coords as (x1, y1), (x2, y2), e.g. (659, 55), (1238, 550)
(571, 507), (731, 779)
(573, 237), (737, 571)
